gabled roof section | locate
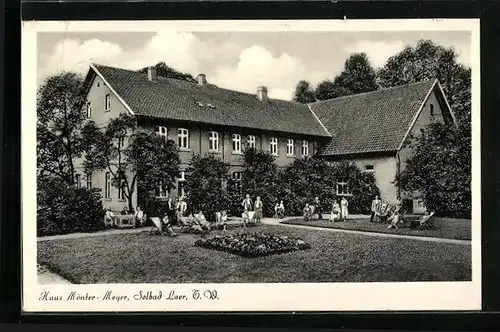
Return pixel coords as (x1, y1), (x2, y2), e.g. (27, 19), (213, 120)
(86, 64), (331, 138)
(309, 80), (454, 157)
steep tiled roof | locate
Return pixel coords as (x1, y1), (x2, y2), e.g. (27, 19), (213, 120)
(309, 80), (440, 156)
(90, 64), (331, 137)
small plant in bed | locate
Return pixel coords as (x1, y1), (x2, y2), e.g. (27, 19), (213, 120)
(195, 232), (311, 258)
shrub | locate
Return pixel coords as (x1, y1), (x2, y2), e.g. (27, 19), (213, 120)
(241, 148), (280, 216)
(37, 185), (104, 236)
(279, 158), (379, 216)
(184, 155), (230, 221)
(396, 122), (471, 219)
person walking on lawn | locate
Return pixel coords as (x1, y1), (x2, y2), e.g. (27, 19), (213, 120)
(340, 197), (349, 221)
(314, 196), (323, 220)
(370, 195), (382, 222)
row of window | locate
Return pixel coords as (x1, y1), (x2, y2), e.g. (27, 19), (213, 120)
(156, 126), (310, 157)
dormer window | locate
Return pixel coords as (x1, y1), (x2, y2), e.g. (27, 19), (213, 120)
(196, 101), (204, 107)
(207, 103), (215, 109)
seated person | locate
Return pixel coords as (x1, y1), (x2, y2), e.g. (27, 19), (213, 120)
(162, 213), (177, 236)
(104, 207), (115, 225)
(134, 206), (147, 227)
(121, 207), (130, 215)
(242, 210), (256, 227)
(387, 210), (401, 229)
(303, 203), (312, 220)
(194, 211), (211, 231)
(215, 211), (228, 231)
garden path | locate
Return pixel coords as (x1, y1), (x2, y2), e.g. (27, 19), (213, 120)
(37, 215), (469, 245)
(262, 216), (471, 246)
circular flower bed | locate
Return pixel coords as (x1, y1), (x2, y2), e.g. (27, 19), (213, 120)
(195, 232), (311, 258)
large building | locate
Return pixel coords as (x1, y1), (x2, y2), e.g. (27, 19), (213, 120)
(75, 64), (456, 213)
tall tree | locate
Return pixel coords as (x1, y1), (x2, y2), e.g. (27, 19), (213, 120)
(377, 39), (471, 124)
(138, 62), (197, 83)
(292, 80), (316, 103)
(82, 113), (181, 211)
(314, 80), (337, 101)
(37, 72), (86, 185)
(384, 40), (472, 218)
(332, 53), (378, 96)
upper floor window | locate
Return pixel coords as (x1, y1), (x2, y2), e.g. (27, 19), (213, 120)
(286, 139), (294, 156)
(302, 140), (309, 156)
(270, 137), (278, 156)
(156, 126), (167, 140)
(178, 128), (189, 149)
(105, 94), (111, 111)
(86, 102), (92, 119)
(86, 173), (92, 189)
(430, 104), (435, 117)
(209, 131), (219, 152)
(105, 172), (111, 198)
(247, 135), (256, 149)
(364, 165), (374, 173)
(118, 136), (125, 148)
(336, 181), (351, 196)
(232, 134), (242, 154)
(75, 174), (81, 189)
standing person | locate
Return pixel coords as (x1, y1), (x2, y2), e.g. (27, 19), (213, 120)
(330, 200), (340, 222)
(242, 194), (253, 213)
(167, 197), (176, 225)
(177, 196), (188, 220)
(340, 197), (349, 221)
(314, 196), (323, 220)
(254, 196), (263, 223)
(370, 195), (382, 223)
(278, 200), (285, 218)
(303, 203), (312, 221)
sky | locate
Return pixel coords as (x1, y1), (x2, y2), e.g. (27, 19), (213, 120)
(37, 30), (471, 100)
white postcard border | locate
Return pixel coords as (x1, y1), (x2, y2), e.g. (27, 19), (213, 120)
(22, 19), (481, 312)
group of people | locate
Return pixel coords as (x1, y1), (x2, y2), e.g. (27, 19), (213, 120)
(370, 195), (403, 229)
(302, 196), (350, 222)
(104, 206), (147, 227)
(241, 194), (263, 225)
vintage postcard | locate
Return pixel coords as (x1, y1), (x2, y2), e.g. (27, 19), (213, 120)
(22, 19), (481, 312)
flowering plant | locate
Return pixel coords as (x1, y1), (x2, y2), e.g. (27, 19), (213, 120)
(195, 232), (311, 258)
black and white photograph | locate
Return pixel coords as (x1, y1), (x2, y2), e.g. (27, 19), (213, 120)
(22, 19), (480, 312)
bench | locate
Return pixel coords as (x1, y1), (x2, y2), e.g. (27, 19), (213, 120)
(103, 213), (135, 228)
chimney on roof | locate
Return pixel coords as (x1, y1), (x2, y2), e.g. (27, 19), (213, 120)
(147, 66), (157, 82)
(197, 74), (207, 87)
(257, 86), (268, 102)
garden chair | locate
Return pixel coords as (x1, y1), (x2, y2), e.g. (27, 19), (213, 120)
(149, 217), (164, 235)
(418, 212), (436, 230)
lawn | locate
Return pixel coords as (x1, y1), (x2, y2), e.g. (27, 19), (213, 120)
(38, 224), (471, 284)
(282, 216), (471, 241)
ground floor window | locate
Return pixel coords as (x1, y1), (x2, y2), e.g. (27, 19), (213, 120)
(75, 174), (81, 188)
(86, 173), (92, 189)
(336, 181), (351, 196)
(155, 182), (168, 198)
(105, 172), (111, 198)
(178, 171), (186, 197)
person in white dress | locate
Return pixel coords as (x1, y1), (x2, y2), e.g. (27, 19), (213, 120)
(340, 197), (349, 221)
